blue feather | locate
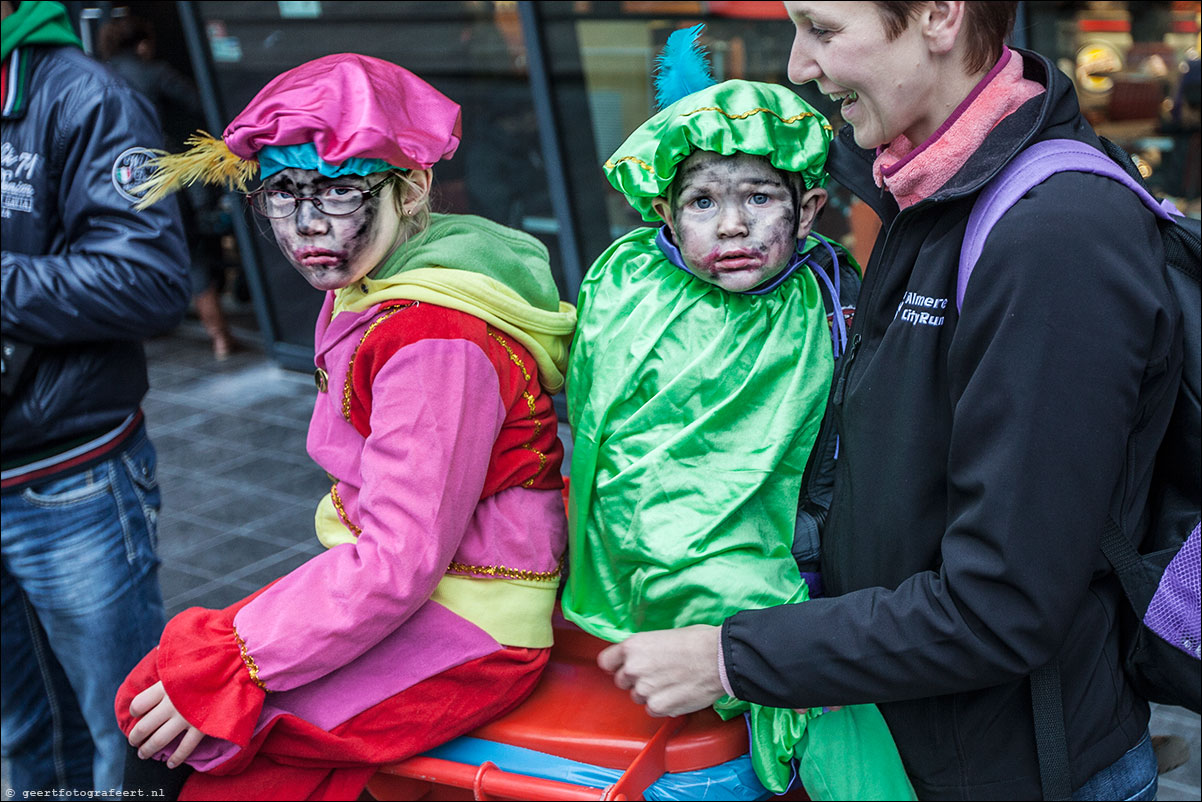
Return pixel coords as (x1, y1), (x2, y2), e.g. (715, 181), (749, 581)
(654, 24), (716, 110)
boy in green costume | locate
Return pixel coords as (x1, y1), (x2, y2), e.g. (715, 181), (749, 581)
(562, 26), (915, 801)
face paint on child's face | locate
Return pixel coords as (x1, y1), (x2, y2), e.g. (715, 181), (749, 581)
(265, 168), (401, 292)
(666, 152), (798, 293)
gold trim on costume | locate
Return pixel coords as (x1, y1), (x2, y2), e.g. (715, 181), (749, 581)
(485, 330), (548, 488)
(446, 556), (562, 583)
(342, 302), (417, 421)
(233, 629), (270, 692)
(329, 483), (363, 537)
(486, 330), (531, 381)
(603, 111), (832, 175)
(521, 391), (548, 480)
(677, 106), (832, 127)
(603, 155), (655, 172)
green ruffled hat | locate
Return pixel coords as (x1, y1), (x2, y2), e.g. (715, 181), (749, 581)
(606, 80), (833, 222)
(604, 27), (833, 222)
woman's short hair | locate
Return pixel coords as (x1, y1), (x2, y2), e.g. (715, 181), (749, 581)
(873, 1), (1019, 74)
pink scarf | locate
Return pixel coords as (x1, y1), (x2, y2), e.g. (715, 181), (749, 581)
(872, 48), (1045, 209)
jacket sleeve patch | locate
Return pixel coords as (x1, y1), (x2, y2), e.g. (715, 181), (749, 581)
(111, 146), (158, 203)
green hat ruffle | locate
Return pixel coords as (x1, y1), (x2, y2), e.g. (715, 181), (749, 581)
(605, 80), (833, 222)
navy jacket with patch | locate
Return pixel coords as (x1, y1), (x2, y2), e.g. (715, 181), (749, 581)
(721, 51), (1182, 800)
(2, 46), (189, 464)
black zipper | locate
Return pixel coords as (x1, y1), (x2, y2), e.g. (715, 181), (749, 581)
(833, 332), (861, 406)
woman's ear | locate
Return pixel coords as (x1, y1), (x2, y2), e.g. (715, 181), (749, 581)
(795, 187), (828, 239)
(923, 1), (968, 57)
(399, 169), (433, 216)
(650, 197), (676, 238)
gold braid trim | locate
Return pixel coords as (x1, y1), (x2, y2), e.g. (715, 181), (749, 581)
(133, 131), (258, 210)
(329, 483), (363, 537)
(486, 330), (531, 381)
(521, 391), (548, 482)
(486, 330), (547, 487)
(677, 106), (833, 128)
(603, 112), (831, 175)
(233, 628), (270, 692)
(603, 155), (655, 172)
(446, 557), (563, 583)
(342, 303), (416, 422)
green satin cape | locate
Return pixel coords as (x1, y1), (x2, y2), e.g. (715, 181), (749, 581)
(562, 227), (915, 800)
(563, 226), (832, 639)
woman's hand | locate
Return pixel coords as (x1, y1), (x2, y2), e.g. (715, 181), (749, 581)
(127, 681), (208, 769)
(598, 624), (725, 717)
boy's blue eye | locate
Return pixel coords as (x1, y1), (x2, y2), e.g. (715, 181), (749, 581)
(694, 197), (714, 210)
(750, 193), (770, 205)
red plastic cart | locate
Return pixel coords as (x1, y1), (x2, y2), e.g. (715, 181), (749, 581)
(367, 611), (805, 801)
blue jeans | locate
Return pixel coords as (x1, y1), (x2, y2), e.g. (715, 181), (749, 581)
(1073, 730), (1158, 801)
(1, 427), (166, 799)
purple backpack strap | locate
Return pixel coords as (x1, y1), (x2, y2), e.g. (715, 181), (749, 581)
(957, 138), (1183, 311)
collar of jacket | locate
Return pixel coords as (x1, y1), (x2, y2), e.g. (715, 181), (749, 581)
(2, 48), (31, 120)
(826, 48), (1092, 224)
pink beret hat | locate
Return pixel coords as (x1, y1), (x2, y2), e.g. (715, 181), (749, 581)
(133, 53), (461, 209)
(224, 53), (461, 169)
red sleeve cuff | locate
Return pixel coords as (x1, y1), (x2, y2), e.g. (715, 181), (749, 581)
(157, 604), (267, 748)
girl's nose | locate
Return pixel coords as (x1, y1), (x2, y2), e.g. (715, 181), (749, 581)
(295, 199), (330, 235)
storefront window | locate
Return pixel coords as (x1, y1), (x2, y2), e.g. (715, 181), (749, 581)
(1025, 0), (1201, 216)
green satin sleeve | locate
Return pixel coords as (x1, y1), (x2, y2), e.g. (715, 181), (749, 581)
(712, 700), (915, 799)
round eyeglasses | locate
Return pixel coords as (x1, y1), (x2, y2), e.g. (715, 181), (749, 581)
(246, 176), (394, 219)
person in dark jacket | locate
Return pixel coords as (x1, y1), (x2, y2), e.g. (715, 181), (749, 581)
(1, 0), (190, 795)
(597, 3), (1182, 800)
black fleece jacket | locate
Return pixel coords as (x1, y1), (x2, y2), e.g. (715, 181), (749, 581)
(721, 50), (1182, 800)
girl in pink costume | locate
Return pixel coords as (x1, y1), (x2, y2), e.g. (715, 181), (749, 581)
(116, 53), (576, 801)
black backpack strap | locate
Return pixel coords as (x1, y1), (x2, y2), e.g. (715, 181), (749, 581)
(793, 405), (837, 567)
(1100, 515), (1155, 614)
(1033, 516), (1156, 799)
(1031, 662), (1073, 800)
(792, 237), (860, 571)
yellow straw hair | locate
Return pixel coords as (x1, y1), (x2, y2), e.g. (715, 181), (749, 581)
(133, 131), (258, 210)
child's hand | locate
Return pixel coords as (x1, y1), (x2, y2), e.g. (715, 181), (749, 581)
(127, 681), (208, 769)
(598, 624), (724, 717)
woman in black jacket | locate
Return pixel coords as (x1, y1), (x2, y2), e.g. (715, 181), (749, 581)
(598, 3), (1182, 799)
